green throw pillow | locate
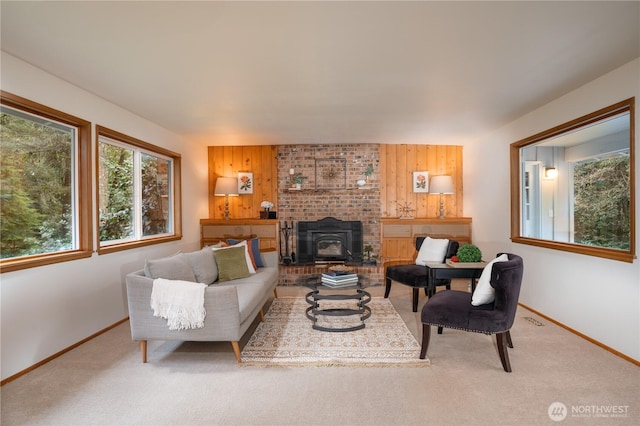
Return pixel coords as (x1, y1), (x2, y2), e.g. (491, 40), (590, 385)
(213, 246), (251, 282)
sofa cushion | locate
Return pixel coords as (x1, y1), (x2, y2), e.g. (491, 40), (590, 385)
(227, 239), (257, 270)
(184, 247), (218, 284)
(471, 254), (509, 306)
(227, 237), (264, 268)
(144, 253), (196, 282)
(415, 237), (449, 265)
(212, 245), (251, 282)
(216, 267), (278, 323)
(213, 241), (256, 274)
(225, 266), (279, 288)
(231, 281), (268, 324)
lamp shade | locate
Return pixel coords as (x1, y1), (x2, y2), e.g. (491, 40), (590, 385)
(430, 175), (454, 194)
(214, 177), (239, 196)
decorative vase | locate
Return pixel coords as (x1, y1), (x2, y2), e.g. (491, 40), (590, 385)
(260, 208), (269, 219)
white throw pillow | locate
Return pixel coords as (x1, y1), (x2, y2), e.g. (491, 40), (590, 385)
(211, 240), (256, 274)
(471, 254), (509, 306)
(415, 237), (449, 266)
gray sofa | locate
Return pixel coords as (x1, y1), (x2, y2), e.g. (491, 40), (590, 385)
(126, 246), (279, 363)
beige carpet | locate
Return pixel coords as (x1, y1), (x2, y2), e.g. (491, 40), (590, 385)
(240, 297), (429, 366)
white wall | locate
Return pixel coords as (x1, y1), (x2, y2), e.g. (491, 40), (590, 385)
(0, 53), (210, 381)
(464, 59), (640, 361)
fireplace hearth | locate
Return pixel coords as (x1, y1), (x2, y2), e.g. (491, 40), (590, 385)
(296, 217), (363, 264)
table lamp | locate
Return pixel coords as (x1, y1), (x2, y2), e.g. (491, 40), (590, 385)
(214, 177), (239, 220)
(430, 175), (454, 219)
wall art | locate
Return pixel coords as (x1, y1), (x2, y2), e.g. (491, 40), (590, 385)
(413, 171), (429, 193)
(315, 158), (347, 190)
(238, 172), (253, 194)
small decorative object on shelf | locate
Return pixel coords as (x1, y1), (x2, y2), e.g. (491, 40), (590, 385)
(260, 201), (274, 219)
(291, 174), (304, 189)
(362, 244), (377, 265)
(364, 163), (374, 180)
(455, 244), (482, 262)
(397, 201), (415, 219)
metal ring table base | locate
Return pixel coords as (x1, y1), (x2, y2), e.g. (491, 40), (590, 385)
(305, 288), (372, 332)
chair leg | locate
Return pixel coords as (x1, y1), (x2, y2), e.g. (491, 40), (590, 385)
(505, 330), (513, 348)
(437, 326), (443, 334)
(412, 288), (419, 312)
(420, 324), (431, 359)
(496, 332), (512, 372)
(384, 277), (392, 298)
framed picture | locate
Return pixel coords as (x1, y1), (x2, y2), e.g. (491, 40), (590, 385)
(413, 171), (429, 193)
(238, 172), (253, 194)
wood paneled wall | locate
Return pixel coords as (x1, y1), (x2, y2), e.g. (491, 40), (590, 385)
(208, 146), (279, 219)
(208, 144), (463, 220)
(380, 145), (463, 218)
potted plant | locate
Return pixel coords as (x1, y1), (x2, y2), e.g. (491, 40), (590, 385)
(292, 174), (304, 189)
(454, 244), (482, 263)
(363, 244), (377, 265)
(364, 164), (374, 182)
(260, 201), (274, 219)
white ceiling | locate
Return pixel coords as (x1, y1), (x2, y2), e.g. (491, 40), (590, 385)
(1, 1), (638, 146)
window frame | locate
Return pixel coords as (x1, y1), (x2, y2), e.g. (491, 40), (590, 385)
(0, 91), (93, 273)
(95, 125), (182, 255)
(510, 97), (636, 263)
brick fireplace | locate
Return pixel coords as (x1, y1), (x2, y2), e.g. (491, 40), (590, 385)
(277, 144), (381, 258)
(276, 144), (383, 285)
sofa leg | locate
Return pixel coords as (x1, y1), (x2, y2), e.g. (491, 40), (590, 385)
(273, 288), (278, 298)
(496, 332), (512, 372)
(140, 340), (147, 363)
(420, 325), (431, 359)
(231, 341), (242, 363)
(259, 309), (265, 322)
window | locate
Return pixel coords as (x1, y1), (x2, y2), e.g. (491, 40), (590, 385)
(0, 91), (92, 273)
(96, 126), (181, 253)
(511, 98), (635, 262)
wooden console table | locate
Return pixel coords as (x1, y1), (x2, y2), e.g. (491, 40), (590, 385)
(200, 219), (279, 251)
(381, 217), (472, 261)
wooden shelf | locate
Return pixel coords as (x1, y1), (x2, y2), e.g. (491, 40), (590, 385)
(381, 217), (472, 261)
(200, 219), (280, 251)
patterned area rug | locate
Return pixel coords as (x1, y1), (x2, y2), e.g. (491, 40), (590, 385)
(241, 297), (429, 366)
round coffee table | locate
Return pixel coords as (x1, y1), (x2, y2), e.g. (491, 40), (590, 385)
(303, 275), (372, 332)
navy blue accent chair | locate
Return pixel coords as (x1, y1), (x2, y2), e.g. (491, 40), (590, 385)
(420, 253), (524, 372)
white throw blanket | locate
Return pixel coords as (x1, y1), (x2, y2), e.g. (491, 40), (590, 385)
(150, 278), (207, 330)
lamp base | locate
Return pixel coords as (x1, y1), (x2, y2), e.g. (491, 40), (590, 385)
(224, 196), (230, 220)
